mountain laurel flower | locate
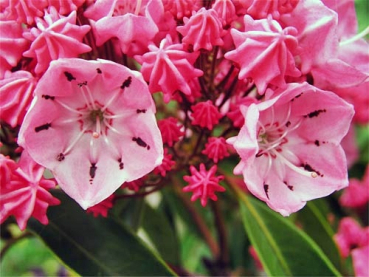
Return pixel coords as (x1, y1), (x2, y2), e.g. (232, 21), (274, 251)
(136, 35), (203, 102)
(212, 0), (237, 27)
(86, 194), (115, 218)
(0, 70), (37, 128)
(158, 117), (184, 147)
(183, 163), (225, 207)
(0, 0), (46, 24)
(225, 15), (300, 94)
(162, 0), (201, 20)
(154, 148), (175, 177)
(202, 137), (230, 163)
(239, 0), (299, 19)
(340, 166), (369, 209)
(0, 154), (18, 188)
(18, 58), (163, 209)
(121, 177), (146, 192)
(0, 151), (60, 230)
(23, 7), (91, 75)
(191, 100), (222, 130)
(177, 7), (225, 51)
(227, 82), (354, 216)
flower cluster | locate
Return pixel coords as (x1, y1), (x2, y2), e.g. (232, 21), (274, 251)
(0, 1), (368, 274)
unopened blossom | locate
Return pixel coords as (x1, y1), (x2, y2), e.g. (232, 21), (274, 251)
(0, 154), (18, 188)
(158, 117), (184, 147)
(236, 0), (299, 20)
(340, 166), (369, 209)
(136, 35), (203, 102)
(0, 151), (60, 230)
(18, 58), (163, 209)
(121, 177), (145, 192)
(0, 20), (29, 78)
(191, 100), (222, 130)
(23, 7), (91, 75)
(227, 82), (354, 216)
(87, 194), (115, 217)
(162, 0), (201, 20)
(212, 0), (237, 27)
(227, 96), (257, 128)
(0, 70), (37, 128)
(202, 137), (229, 163)
(154, 148), (175, 177)
(46, 0), (85, 15)
(177, 7), (225, 52)
(88, 0), (160, 57)
(0, 0), (46, 24)
(225, 15), (300, 93)
(183, 164), (225, 207)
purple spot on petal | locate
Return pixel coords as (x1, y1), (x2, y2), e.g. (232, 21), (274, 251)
(64, 71), (76, 81)
(136, 109), (146, 114)
(78, 81), (87, 87)
(96, 68), (102, 74)
(35, 123), (51, 132)
(263, 184), (269, 199)
(57, 153), (65, 161)
(285, 121), (291, 127)
(42, 94), (55, 100)
(304, 109), (326, 118)
(90, 163), (97, 179)
(133, 137), (150, 149)
(118, 158), (124, 170)
(314, 140), (320, 146)
(121, 76), (132, 89)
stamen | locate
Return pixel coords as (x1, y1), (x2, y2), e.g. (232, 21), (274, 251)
(54, 99), (88, 115)
(93, 115), (101, 138)
(340, 26), (369, 46)
(271, 149), (318, 178)
(101, 87), (122, 112)
(63, 124), (91, 155)
(103, 118), (123, 135)
(81, 85), (97, 110)
(134, 0), (142, 15)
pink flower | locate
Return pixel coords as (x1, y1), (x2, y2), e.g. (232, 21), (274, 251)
(158, 117), (184, 147)
(154, 148), (175, 177)
(23, 7), (91, 75)
(162, 0), (201, 20)
(46, 0), (85, 15)
(0, 70), (37, 127)
(183, 163), (225, 207)
(0, 20), (29, 78)
(88, 0), (160, 57)
(237, 0), (299, 19)
(352, 245), (369, 277)
(0, 154), (18, 188)
(202, 137), (230, 163)
(340, 166), (369, 209)
(225, 15), (300, 94)
(191, 100), (222, 130)
(177, 7), (225, 51)
(86, 194), (114, 217)
(18, 58), (163, 209)
(0, 0), (46, 25)
(136, 35), (203, 102)
(227, 82), (354, 216)
(212, 0), (237, 27)
(0, 150), (60, 230)
(281, 0), (338, 74)
(121, 177), (145, 192)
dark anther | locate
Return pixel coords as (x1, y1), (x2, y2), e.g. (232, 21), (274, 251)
(64, 71), (76, 81)
(255, 150), (264, 158)
(284, 181), (293, 191)
(78, 81), (87, 87)
(89, 163), (97, 179)
(304, 109), (326, 118)
(132, 137), (149, 149)
(285, 121), (291, 127)
(35, 123), (51, 132)
(96, 68), (102, 74)
(136, 109), (146, 114)
(314, 140), (320, 146)
(121, 76), (132, 89)
(302, 163), (323, 177)
(118, 158), (124, 170)
(42, 94), (55, 100)
(263, 184), (269, 199)
(291, 92), (303, 102)
(57, 153), (65, 161)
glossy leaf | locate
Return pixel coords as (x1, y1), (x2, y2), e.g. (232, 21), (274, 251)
(27, 191), (176, 276)
(239, 194), (342, 277)
(141, 203), (181, 265)
(297, 199), (343, 271)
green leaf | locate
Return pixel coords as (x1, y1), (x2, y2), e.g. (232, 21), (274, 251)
(141, 203), (181, 265)
(297, 199), (343, 272)
(239, 194), (342, 277)
(27, 191), (176, 277)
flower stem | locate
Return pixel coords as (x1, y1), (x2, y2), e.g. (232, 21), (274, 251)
(211, 200), (229, 267)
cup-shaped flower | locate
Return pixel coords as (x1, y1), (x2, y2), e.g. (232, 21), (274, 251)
(18, 58), (163, 209)
(225, 15), (300, 94)
(227, 82), (354, 216)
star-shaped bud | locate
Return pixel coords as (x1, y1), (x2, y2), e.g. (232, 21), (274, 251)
(86, 194), (115, 218)
(158, 117), (184, 147)
(191, 100), (222, 130)
(18, 58), (163, 209)
(202, 137), (230, 163)
(183, 163), (225, 207)
(154, 148), (175, 177)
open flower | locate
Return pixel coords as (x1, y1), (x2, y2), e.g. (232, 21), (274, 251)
(18, 58), (163, 209)
(227, 82), (354, 216)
